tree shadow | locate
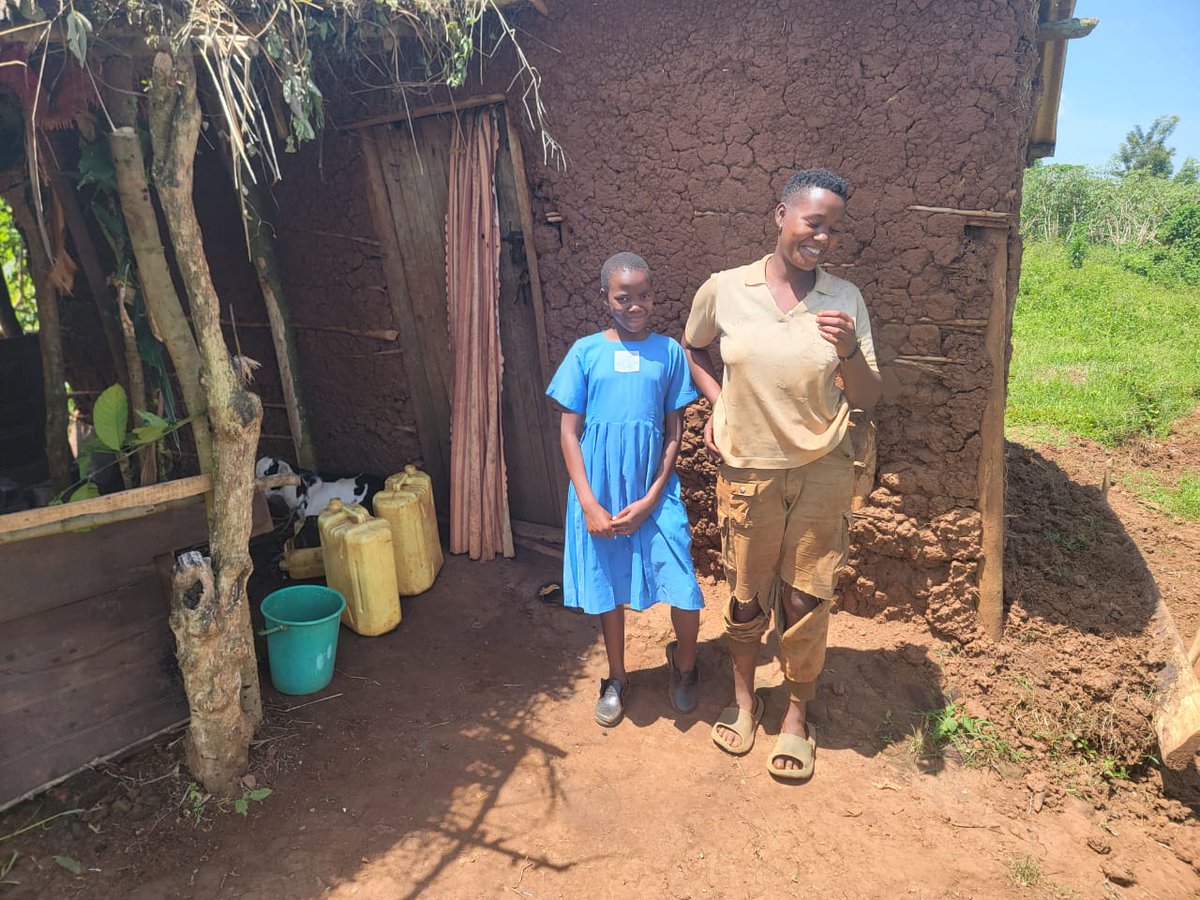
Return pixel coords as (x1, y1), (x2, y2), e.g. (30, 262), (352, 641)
(622, 630), (950, 774)
(1, 548), (610, 900)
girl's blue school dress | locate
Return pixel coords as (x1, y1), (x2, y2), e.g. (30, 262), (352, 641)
(546, 332), (704, 614)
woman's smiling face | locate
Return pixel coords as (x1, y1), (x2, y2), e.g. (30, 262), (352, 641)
(774, 187), (846, 272)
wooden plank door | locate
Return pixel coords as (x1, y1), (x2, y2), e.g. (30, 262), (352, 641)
(362, 109), (565, 528)
(493, 122), (567, 528)
(361, 117), (456, 514)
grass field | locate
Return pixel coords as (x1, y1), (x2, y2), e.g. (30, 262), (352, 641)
(1007, 241), (1200, 447)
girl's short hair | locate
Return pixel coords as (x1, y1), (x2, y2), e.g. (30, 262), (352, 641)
(781, 168), (851, 204)
(600, 251), (651, 290)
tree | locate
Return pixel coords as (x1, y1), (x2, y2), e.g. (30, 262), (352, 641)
(1113, 115), (1180, 178)
(1174, 156), (1200, 186)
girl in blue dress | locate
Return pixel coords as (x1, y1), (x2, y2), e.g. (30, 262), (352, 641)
(546, 252), (704, 727)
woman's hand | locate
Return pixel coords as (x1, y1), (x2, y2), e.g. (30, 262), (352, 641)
(816, 310), (858, 359)
(703, 415), (720, 460)
(583, 501), (616, 538)
(611, 497), (655, 536)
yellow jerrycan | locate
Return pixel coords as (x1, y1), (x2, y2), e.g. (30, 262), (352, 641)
(373, 465), (444, 596)
(318, 499), (401, 636)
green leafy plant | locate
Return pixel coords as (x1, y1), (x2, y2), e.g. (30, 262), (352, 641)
(0, 197), (36, 331)
(55, 384), (194, 503)
(1045, 529), (1090, 552)
(926, 702), (1025, 769)
(227, 787), (273, 817)
(1066, 223), (1088, 268)
(1071, 734), (1130, 780)
(183, 783), (209, 827)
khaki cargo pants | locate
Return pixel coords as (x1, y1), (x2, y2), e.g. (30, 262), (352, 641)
(717, 436), (855, 702)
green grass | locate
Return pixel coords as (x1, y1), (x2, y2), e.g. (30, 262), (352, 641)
(1006, 854), (1043, 889)
(1008, 241), (1200, 446)
(909, 702), (1026, 771)
(1124, 470), (1200, 520)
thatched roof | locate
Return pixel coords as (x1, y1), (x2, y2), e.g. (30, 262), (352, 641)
(0, 1), (559, 183)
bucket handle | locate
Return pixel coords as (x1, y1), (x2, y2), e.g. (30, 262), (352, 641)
(257, 624), (287, 636)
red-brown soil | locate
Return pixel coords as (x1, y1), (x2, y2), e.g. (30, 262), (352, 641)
(2, 429), (1198, 899)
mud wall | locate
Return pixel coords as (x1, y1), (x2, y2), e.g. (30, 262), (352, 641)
(216, 0), (1041, 641)
(479, 0), (1040, 641)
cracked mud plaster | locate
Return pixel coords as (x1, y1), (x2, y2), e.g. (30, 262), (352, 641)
(200, 0), (1041, 642)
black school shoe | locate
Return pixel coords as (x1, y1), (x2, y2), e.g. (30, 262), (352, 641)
(595, 677), (626, 726)
(666, 641), (700, 714)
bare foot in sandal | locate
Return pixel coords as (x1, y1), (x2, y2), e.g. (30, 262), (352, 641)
(711, 694), (765, 755)
(771, 698), (813, 773)
(714, 692), (757, 749)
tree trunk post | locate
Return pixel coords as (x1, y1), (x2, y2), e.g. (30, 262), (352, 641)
(107, 125), (214, 471)
(116, 284), (155, 484)
(0, 275), (22, 338)
(106, 118), (214, 475)
(149, 49), (263, 729)
(169, 550), (252, 797)
(197, 70), (316, 472)
(46, 144), (131, 397)
(251, 213), (318, 471)
(6, 184), (71, 491)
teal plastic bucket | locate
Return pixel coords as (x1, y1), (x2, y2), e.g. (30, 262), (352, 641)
(259, 586), (346, 695)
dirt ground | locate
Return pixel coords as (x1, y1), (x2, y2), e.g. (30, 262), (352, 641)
(3, 431), (1199, 900)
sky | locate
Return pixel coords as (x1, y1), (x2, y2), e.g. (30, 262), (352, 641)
(1053, 0), (1200, 171)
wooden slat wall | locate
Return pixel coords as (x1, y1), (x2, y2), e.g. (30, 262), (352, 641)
(0, 503), (208, 808)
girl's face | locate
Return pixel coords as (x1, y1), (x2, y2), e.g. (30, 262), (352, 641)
(774, 187), (846, 272)
(605, 267), (654, 336)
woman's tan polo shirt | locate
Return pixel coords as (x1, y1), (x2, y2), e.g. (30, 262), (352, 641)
(683, 255), (878, 469)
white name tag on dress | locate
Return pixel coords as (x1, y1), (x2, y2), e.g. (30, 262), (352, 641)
(613, 350), (640, 373)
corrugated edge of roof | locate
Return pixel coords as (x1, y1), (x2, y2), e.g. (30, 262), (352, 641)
(1029, 0), (1092, 163)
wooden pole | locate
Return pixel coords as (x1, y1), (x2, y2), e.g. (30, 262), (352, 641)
(108, 129), (215, 475)
(149, 50), (263, 731)
(502, 105), (552, 387)
(342, 93), (507, 131)
(253, 244), (317, 469)
(45, 143), (131, 395)
(104, 58), (214, 477)
(907, 205), (1014, 220)
(1151, 586), (1200, 768)
(5, 184), (71, 491)
(1036, 17), (1099, 42)
(211, 159), (318, 469)
(976, 227), (1010, 641)
(198, 70), (317, 470)
(850, 411), (878, 512)
(115, 285), (155, 484)
(0, 474), (211, 544)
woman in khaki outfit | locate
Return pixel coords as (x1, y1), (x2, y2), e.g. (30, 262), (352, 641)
(683, 169), (881, 780)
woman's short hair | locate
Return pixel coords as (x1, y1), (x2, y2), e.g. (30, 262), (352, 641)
(781, 169), (851, 205)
